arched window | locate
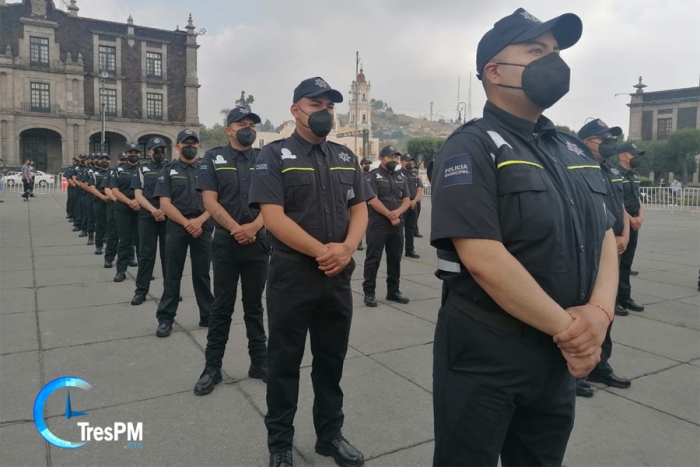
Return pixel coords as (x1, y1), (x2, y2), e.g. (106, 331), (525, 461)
(362, 93), (366, 101)
(362, 113), (367, 123)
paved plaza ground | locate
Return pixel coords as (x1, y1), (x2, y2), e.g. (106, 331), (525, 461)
(1, 190), (698, 467)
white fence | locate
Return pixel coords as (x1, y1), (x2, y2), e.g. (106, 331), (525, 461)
(0, 173), (65, 196)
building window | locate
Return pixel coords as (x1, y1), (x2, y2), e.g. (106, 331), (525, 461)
(99, 46), (117, 73)
(362, 113), (367, 123)
(641, 110), (653, 141)
(30, 82), (50, 112)
(92, 135), (110, 154)
(146, 52), (163, 79)
(657, 118), (672, 140)
(259, 139), (265, 148)
(362, 93), (366, 101)
(100, 88), (117, 116)
(146, 93), (163, 120)
(30, 37), (49, 67)
(677, 107), (698, 130)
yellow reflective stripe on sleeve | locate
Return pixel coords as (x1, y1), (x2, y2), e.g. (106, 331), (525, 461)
(281, 167), (315, 174)
(610, 178), (624, 182)
(214, 167), (237, 171)
(567, 165), (601, 170)
(496, 160), (544, 170)
(633, 180), (640, 183)
(329, 167), (356, 171)
(623, 180), (631, 183)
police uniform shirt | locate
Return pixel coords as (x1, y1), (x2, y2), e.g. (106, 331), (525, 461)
(613, 163), (641, 217)
(65, 165), (76, 181)
(601, 162), (626, 236)
(366, 166), (410, 217)
(249, 131), (372, 254)
(88, 168), (109, 194)
(131, 161), (167, 203)
(76, 165), (88, 183)
(431, 101), (615, 313)
(109, 164), (140, 199)
(154, 160), (205, 218)
(408, 168), (424, 200)
(196, 144), (260, 227)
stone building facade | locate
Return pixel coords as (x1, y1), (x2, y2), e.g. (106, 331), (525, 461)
(0, 0), (201, 173)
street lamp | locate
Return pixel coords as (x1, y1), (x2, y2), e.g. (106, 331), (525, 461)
(456, 102), (467, 124)
(99, 70), (108, 154)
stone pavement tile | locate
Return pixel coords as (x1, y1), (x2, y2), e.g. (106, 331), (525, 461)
(624, 291), (667, 306)
(47, 385), (286, 467)
(1, 270), (34, 289)
(666, 265), (700, 276)
(0, 287), (35, 314)
(351, 280), (441, 303)
(0, 238), (31, 249)
(0, 312), (39, 354)
(636, 269), (700, 289)
(349, 306), (435, 355)
(33, 245), (101, 257)
(1, 256), (33, 272)
(31, 236), (88, 248)
(39, 303), (157, 350)
(238, 356), (434, 462)
(372, 343), (433, 393)
(565, 390), (700, 467)
(42, 333), (205, 414)
(600, 343), (678, 382)
(0, 351), (41, 423)
(403, 272), (443, 290)
(35, 266), (124, 287)
(34, 254), (105, 270)
(629, 277), (698, 300)
(37, 283), (135, 311)
(631, 257), (684, 273)
(612, 316), (700, 362)
(0, 421), (47, 467)
(386, 297), (440, 324)
(0, 246), (32, 259)
(643, 299), (700, 329)
(689, 359), (700, 368)
(366, 441), (433, 466)
(607, 364), (700, 426)
(677, 295), (700, 307)
(639, 251), (699, 267)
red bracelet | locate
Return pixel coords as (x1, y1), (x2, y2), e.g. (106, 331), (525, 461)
(588, 302), (613, 322)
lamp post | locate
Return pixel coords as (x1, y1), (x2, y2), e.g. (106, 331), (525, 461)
(99, 70), (108, 154)
(456, 102), (467, 124)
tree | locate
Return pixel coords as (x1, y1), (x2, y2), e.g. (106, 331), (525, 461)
(555, 125), (577, 136)
(200, 124), (229, 151)
(391, 130), (405, 140)
(406, 137), (446, 169)
(235, 91), (255, 111)
(667, 129), (700, 183)
(259, 119), (275, 132)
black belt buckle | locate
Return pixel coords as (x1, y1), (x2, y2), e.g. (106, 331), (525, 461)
(446, 291), (523, 335)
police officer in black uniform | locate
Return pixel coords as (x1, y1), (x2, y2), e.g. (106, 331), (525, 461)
(613, 142), (646, 313)
(71, 154), (87, 234)
(356, 158), (372, 251)
(111, 143), (142, 282)
(130, 137), (169, 305)
(86, 153), (112, 256)
(362, 145), (411, 307)
(430, 9), (618, 466)
(102, 153), (125, 268)
(193, 107), (269, 396)
(577, 118), (633, 397)
(153, 130), (214, 337)
(399, 153), (423, 259)
(65, 157), (79, 222)
(83, 154), (98, 246)
(250, 77), (370, 467)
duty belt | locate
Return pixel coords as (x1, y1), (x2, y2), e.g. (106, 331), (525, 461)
(445, 290), (523, 335)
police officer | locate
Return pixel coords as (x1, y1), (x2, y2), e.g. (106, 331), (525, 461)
(82, 155), (98, 245)
(430, 9), (617, 466)
(613, 142), (646, 313)
(399, 153), (423, 258)
(65, 157), (79, 222)
(356, 158), (373, 251)
(71, 154), (87, 234)
(249, 77), (370, 467)
(578, 118), (632, 397)
(102, 153), (126, 268)
(362, 145), (411, 307)
(153, 130), (214, 337)
(86, 153), (112, 256)
(111, 143), (142, 282)
(193, 107), (269, 396)
(130, 137), (169, 305)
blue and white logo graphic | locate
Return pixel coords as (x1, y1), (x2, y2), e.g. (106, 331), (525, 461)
(34, 376), (92, 449)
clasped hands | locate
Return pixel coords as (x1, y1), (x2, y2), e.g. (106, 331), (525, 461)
(553, 304), (611, 378)
(316, 243), (353, 278)
(230, 223), (258, 245)
(386, 210), (402, 226)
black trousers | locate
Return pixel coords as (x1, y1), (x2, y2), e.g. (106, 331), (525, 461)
(205, 230), (269, 368)
(73, 191), (85, 229)
(85, 193), (96, 234)
(362, 217), (404, 296)
(114, 202), (140, 273)
(104, 201), (119, 262)
(93, 198), (108, 248)
(404, 206), (418, 253)
(134, 211), (167, 296)
(67, 186), (77, 218)
(265, 253), (355, 454)
(156, 220), (214, 324)
(415, 201), (422, 232)
(433, 302), (575, 467)
(618, 228), (639, 301)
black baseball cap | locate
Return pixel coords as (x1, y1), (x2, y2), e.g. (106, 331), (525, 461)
(226, 107), (261, 126)
(615, 142), (645, 156)
(476, 8), (583, 78)
(118, 152), (127, 160)
(123, 143), (142, 154)
(400, 154), (414, 162)
(147, 137), (168, 150)
(98, 153), (110, 160)
(578, 119), (622, 140)
(177, 129), (199, 144)
(78, 153), (87, 159)
(293, 77), (343, 103)
(360, 158), (372, 165)
(379, 145), (401, 158)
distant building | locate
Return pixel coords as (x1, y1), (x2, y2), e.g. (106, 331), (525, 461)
(0, 0), (201, 172)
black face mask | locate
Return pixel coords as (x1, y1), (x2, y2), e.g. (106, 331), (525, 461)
(362, 165), (370, 173)
(235, 127), (257, 147)
(152, 148), (166, 163)
(385, 161), (399, 172)
(497, 53), (571, 109)
(181, 146), (198, 160)
(99, 161), (110, 169)
(598, 139), (618, 159)
(300, 108), (334, 138)
(405, 163), (414, 171)
(127, 155), (140, 164)
(629, 157), (642, 168)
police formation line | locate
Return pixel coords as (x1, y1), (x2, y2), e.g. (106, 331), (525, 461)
(61, 8), (651, 467)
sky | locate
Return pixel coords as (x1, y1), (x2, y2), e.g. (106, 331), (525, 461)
(49, 0), (700, 134)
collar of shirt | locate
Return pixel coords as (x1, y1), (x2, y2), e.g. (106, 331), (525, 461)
(291, 131), (331, 157)
(378, 166), (400, 178)
(174, 159), (197, 171)
(483, 101), (557, 139)
(223, 144), (254, 161)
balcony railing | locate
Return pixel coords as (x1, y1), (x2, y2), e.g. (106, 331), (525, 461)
(22, 102), (60, 113)
(15, 57), (65, 72)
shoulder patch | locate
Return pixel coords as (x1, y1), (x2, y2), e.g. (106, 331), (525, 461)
(442, 153), (473, 187)
(254, 158), (269, 175)
(170, 169), (178, 176)
(281, 148), (297, 160)
(214, 155), (227, 165)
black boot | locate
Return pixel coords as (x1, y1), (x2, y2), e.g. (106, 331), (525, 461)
(79, 230), (88, 238)
(87, 233), (95, 245)
(95, 246), (103, 255)
(194, 367), (223, 396)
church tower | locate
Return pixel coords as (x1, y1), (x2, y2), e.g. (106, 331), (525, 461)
(348, 68), (372, 130)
